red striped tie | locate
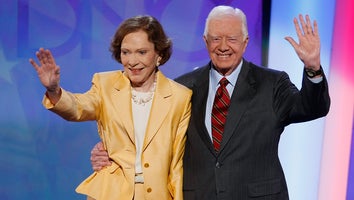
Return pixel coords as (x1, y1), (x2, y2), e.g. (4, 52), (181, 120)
(212, 77), (230, 152)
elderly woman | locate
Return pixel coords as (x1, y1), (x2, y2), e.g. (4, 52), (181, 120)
(30, 15), (192, 200)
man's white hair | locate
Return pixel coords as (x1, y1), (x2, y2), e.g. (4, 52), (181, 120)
(203, 5), (248, 40)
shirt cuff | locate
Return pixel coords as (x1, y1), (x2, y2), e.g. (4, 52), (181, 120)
(308, 76), (323, 83)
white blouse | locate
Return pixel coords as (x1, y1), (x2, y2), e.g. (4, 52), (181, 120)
(131, 90), (154, 177)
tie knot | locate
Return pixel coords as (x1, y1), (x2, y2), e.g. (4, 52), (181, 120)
(219, 77), (228, 87)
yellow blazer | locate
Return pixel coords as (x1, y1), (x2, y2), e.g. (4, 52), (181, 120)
(43, 70), (192, 200)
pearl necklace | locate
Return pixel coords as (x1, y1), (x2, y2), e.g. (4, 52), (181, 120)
(131, 82), (156, 106)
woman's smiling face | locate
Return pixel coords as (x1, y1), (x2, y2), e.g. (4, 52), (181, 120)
(121, 30), (160, 89)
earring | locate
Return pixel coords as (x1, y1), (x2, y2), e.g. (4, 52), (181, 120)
(156, 57), (161, 67)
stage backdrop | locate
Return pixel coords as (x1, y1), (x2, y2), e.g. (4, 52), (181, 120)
(0, 0), (265, 199)
(1, 0), (353, 200)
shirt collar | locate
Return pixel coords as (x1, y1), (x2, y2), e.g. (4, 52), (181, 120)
(210, 59), (243, 88)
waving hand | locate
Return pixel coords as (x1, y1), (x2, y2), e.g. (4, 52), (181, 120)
(285, 14), (321, 71)
(29, 48), (61, 103)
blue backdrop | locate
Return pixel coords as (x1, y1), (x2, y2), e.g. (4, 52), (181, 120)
(3, 0), (352, 199)
(0, 0), (264, 199)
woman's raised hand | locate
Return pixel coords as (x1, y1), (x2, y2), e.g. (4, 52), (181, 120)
(29, 48), (61, 93)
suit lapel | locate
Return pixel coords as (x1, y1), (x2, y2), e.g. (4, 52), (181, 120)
(219, 61), (257, 153)
(191, 65), (217, 155)
(142, 71), (171, 151)
(113, 72), (135, 144)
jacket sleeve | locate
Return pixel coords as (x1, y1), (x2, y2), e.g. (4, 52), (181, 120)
(274, 68), (330, 125)
(168, 91), (192, 200)
(42, 73), (101, 121)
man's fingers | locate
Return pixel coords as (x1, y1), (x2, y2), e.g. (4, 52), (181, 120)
(285, 36), (298, 49)
(97, 141), (105, 150)
(91, 153), (109, 163)
(313, 20), (319, 37)
(293, 17), (303, 39)
(91, 160), (112, 171)
(90, 141), (109, 172)
(298, 14), (308, 35)
(92, 166), (102, 171)
(91, 150), (108, 157)
(305, 15), (313, 35)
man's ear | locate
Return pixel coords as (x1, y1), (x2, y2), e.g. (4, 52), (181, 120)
(242, 36), (249, 53)
(203, 35), (208, 46)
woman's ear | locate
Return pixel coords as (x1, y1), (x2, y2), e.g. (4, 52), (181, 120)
(156, 56), (162, 66)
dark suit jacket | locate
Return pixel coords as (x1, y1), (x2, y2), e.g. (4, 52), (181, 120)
(175, 59), (330, 200)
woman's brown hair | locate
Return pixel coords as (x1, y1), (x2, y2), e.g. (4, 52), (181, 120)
(110, 15), (172, 66)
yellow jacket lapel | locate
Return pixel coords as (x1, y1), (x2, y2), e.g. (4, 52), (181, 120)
(113, 72), (135, 144)
(143, 71), (171, 151)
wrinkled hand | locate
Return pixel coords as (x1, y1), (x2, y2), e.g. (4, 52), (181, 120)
(29, 48), (61, 92)
(91, 141), (112, 171)
(285, 14), (321, 70)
